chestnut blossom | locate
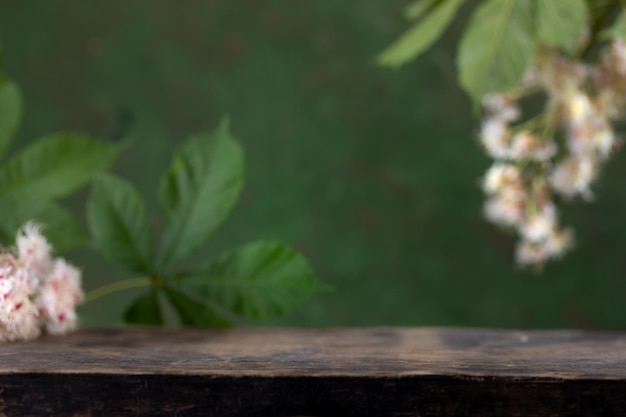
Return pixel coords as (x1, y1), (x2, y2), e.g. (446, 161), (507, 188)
(544, 228), (574, 258)
(16, 222), (52, 292)
(482, 94), (520, 122)
(0, 222), (83, 342)
(520, 204), (557, 243)
(515, 227), (574, 267)
(0, 261), (41, 343)
(482, 163), (522, 194)
(484, 194), (525, 227)
(565, 91), (593, 129)
(480, 118), (510, 159)
(594, 127), (616, 159)
(509, 131), (556, 161)
(549, 156), (596, 200)
(479, 39), (626, 268)
(515, 241), (548, 267)
(38, 259), (83, 335)
(535, 52), (587, 100)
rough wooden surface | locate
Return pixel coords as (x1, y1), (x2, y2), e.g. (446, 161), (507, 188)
(1, 327), (626, 416)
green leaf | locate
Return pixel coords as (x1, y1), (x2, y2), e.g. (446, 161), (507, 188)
(0, 200), (87, 252)
(0, 134), (120, 202)
(28, 203), (87, 253)
(123, 290), (164, 325)
(378, 0), (466, 67)
(163, 286), (231, 327)
(158, 118), (244, 270)
(177, 242), (324, 320)
(87, 172), (155, 274)
(404, 0), (439, 20)
(458, 0), (535, 102)
(601, 9), (626, 40)
(0, 79), (21, 159)
(535, 0), (588, 53)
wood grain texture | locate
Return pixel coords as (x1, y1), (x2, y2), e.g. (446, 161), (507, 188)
(1, 327), (626, 416)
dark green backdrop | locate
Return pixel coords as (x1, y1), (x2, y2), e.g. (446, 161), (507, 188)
(1, 0), (625, 328)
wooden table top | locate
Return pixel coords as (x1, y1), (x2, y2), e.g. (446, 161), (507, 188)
(2, 326), (625, 379)
(3, 327), (626, 416)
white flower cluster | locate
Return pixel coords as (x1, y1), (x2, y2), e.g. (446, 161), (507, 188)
(0, 222), (83, 342)
(479, 41), (626, 268)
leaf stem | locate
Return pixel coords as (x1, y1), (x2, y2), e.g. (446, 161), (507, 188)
(84, 277), (152, 303)
(505, 84), (542, 101)
(513, 113), (545, 133)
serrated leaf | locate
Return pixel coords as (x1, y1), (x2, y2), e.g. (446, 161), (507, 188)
(0, 200), (87, 252)
(163, 286), (231, 327)
(458, 0), (535, 102)
(0, 79), (21, 159)
(536, 0), (588, 53)
(601, 9), (626, 40)
(177, 242), (323, 320)
(378, 0), (466, 67)
(158, 118), (244, 270)
(0, 134), (120, 202)
(404, 0), (439, 20)
(87, 172), (155, 274)
(123, 290), (164, 325)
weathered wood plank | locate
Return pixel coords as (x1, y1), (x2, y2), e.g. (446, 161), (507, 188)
(1, 327), (625, 416)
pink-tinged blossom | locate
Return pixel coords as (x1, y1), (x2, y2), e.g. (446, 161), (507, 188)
(593, 127), (617, 159)
(484, 194), (525, 228)
(509, 131), (556, 162)
(0, 286), (41, 342)
(482, 94), (520, 122)
(480, 118), (510, 159)
(0, 222), (83, 342)
(520, 204), (557, 243)
(477, 41), (626, 268)
(536, 53), (587, 99)
(515, 241), (548, 267)
(567, 122), (617, 159)
(482, 163), (522, 195)
(566, 125), (596, 155)
(564, 91), (593, 129)
(477, 39), (626, 267)
(37, 258), (83, 335)
(549, 156), (596, 200)
(0, 267), (14, 301)
(16, 222), (52, 289)
(544, 228), (574, 258)
(515, 227), (574, 268)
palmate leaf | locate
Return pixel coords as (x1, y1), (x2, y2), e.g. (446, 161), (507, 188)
(36, 204), (88, 252)
(0, 78), (21, 160)
(176, 242), (324, 320)
(458, 0), (535, 103)
(158, 118), (244, 271)
(163, 286), (231, 327)
(0, 200), (87, 252)
(535, 0), (588, 53)
(378, 0), (466, 67)
(87, 172), (155, 274)
(0, 133), (120, 202)
(123, 290), (164, 325)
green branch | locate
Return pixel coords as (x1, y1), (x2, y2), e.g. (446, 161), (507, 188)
(84, 277), (153, 303)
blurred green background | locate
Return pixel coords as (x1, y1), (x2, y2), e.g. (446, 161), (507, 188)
(1, 0), (626, 329)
